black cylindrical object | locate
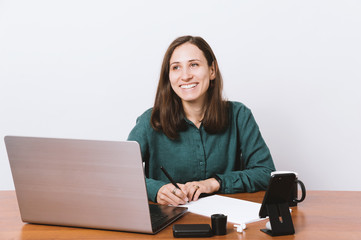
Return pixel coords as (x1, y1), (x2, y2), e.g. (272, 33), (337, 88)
(211, 214), (227, 235)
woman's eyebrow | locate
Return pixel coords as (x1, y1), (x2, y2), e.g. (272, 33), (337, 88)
(170, 61), (180, 66)
(188, 59), (201, 62)
(170, 59), (201, 66)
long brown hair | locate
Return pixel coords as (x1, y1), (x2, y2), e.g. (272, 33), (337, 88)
(151, 35), (229, 140)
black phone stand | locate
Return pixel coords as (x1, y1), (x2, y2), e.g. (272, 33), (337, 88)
(260, 202), (295, 236)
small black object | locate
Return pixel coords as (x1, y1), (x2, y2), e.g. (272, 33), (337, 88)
(259, 173), (296, 236)
(173, 224), (213, 238)
(211, 214), (227, 235)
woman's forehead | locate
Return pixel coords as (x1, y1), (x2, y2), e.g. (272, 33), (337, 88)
(170, 43), (206, 63)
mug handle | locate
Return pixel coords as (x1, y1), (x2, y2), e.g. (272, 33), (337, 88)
(293, 180), (306, 203)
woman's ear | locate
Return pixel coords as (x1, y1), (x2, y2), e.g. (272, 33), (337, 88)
(210, 61), (216, 80)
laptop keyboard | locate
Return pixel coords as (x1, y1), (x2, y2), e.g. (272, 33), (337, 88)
(149, 204), (170, 229)
(149, 203), (187, 232)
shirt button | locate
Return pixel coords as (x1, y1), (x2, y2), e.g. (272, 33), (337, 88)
(200, 162), (204, 166)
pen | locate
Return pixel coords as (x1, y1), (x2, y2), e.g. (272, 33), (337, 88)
(160, 166), (181, 190)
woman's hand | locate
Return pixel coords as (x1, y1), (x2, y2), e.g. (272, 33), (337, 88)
(184, 178), (220, 201)
(156, 183), (188, 206)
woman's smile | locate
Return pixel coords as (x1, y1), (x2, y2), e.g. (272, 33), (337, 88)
(180, 83), (198, 89)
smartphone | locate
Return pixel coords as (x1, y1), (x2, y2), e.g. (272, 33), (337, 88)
(173, 224), (213, 238)
(259, 172), (296, 218)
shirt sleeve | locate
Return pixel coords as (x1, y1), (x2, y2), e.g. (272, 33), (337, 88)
(127, 111), (167, 202)
(216, 105), (276, 193)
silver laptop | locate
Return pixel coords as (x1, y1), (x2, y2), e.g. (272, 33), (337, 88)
(4, 136), (187, 234)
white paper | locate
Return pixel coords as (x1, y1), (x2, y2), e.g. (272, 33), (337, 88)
(181, 195), (263, 224)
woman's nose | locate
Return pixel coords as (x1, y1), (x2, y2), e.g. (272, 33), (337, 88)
(181, 68), (192, 81)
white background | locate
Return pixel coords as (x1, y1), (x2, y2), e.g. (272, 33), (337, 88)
(1, 0), (360, 191)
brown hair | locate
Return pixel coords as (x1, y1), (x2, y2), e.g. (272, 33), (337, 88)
(151, 35), (229, 139)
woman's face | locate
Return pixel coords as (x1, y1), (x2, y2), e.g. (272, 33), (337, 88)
(169, 43), (215, 106)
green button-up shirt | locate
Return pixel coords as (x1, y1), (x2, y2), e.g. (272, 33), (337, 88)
(128, 101), (276, 202)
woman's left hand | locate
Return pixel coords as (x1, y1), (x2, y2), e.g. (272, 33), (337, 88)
(184, 178), (220, 201)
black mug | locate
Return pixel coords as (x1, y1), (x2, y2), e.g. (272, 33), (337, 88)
(288, 173), (306, 207)
(271, 171), (306, 207)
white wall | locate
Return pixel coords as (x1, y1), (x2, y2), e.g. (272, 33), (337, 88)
(1, 0), (360, 191)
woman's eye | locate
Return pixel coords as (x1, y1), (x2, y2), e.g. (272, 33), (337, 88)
(190, 63), (198, 67)
(172, 65), (180, 70)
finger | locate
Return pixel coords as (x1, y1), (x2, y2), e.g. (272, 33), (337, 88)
(191, 187), (202, 201)
(162, 184), (188, 205)
(179, 185), (189, 202)
(171, 188), (189, 205)
(186, 189), (195, 201)
(186, 187), (196, 201)
(192, 185), (201, 200)
(157, 186), (182, 206)
(184, 182), (199, 199)
(186, 184), (201, 201)
(157, 185), (180, 205)
(158, 192), (178, 206)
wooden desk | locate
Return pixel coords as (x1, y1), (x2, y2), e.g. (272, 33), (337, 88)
(1, 190), (360, 240)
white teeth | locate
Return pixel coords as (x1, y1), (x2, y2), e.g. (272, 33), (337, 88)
(181, 83), (197, 89)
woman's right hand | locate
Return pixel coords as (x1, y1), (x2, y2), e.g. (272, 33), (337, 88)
(156, 183), (188, 206)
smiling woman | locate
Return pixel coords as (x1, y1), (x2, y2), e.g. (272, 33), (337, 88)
(152, 36), (228, 138)
(127, 35), (275, 206)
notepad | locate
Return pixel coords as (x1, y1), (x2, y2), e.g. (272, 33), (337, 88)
(182, 195), (263, 224)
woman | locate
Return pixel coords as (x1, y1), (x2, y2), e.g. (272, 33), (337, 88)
(128, 35), (275, 206)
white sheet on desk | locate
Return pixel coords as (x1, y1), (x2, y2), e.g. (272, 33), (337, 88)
(181, 194), (262, 224)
